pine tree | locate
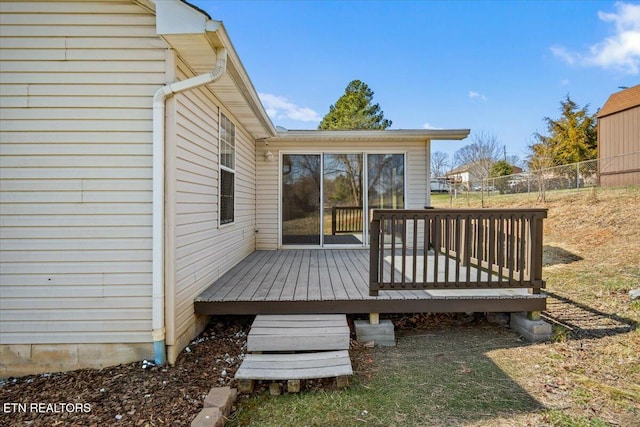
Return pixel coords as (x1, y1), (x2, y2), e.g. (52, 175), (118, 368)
(489, 160), (514, 194)
(318, 80), (392, 130)
(529, 95), (597, 167)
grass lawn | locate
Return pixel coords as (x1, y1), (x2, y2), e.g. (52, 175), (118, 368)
(229, 186), (639, 427)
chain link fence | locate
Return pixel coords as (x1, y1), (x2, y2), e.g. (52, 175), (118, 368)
(478, 152), (639, 200)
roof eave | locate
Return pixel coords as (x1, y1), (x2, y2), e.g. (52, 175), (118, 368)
(267, 129), (471, 143)
(152, 0), (277, 139)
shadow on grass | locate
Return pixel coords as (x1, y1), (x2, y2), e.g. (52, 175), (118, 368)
(543, 245), (583, 266)
(542, 291), (638, 339)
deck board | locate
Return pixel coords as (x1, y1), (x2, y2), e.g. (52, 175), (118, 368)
(247, 314), (350, 352)
(280, 250), (302, 300)
(235, 350), (353, 380)
(318, 250), (336, 300)
(307, 250), (322, 300)
(195, 249), (547, 315)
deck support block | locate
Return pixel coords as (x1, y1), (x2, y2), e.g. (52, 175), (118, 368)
(287, 379), (301, 393)
(269, 382), (282, 396)
(369, 313), (379, 325)
(510, 312), (552, 342)
(336, 376), (350, 388)
(237, 379), (254, 394)
(354, 319), (395, 346)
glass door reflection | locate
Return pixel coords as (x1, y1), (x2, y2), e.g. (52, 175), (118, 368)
(281, 154), (321, 245)
(323, 154), (364, 245)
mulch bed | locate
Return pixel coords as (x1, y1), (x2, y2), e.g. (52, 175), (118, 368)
(1, 315), (377, 427)
(1, 316), (253, 427)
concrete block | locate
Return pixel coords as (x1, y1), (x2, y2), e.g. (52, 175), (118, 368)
(0, 345), (32, 365)
(287, 380), (301, 393)
(510, 312), (552, 342)
(269, 382), (281, 395)
(354, 319), (395, 346)
(31, 344), (79, 371)
(336, 376), (350, 388)
(2, 343), (154, 378)
(190, 407), (223, 427)
(77, 343), (152, 369)
(237, 379), (254, 394)
(203, 386), (237, 416)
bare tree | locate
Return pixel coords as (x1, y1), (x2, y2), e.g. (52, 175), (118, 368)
(453, 131), (502, 207)
(430, 151), (450, 178)
(527, 140), (555, 203)
(506, 154), (522, 169)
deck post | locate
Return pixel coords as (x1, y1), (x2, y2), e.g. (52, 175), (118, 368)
(369, 313), (379, 325)
(531, 215), (545, 294)
(369, 211), (381, 296)
(331, 206), (337, 235)
(527, 311), (541, 321)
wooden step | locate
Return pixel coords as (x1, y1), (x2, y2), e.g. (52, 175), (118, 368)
(235, 350), (353, 381)
(247, 314), (350, 352)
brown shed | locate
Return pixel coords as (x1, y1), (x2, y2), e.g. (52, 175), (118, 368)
(597, 85), (640, 187)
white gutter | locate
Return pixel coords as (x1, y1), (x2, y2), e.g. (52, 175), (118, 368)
(152, 47), (227, 365)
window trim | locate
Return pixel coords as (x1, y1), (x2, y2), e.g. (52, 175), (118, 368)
(219, 112), (236, 227)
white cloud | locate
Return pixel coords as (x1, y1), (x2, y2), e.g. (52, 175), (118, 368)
(550, 45), (577, 65)
(468, 91), (488, 101)
(258, 93), (321, 123)
(552, 2), (640, 74)
(422, 122), (443, 130)
(560, 78), (570, 86)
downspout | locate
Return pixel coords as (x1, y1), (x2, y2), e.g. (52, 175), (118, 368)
(152, 47), (228, 365)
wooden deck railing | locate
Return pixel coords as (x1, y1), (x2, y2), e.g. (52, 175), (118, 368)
(331, 206), (364, 235)
(369, 208), (547, 296)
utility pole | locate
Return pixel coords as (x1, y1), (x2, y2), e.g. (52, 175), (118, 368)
(503, 145), (507, 162)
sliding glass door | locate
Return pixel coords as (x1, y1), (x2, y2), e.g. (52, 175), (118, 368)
(281, 152), (405, 246)
(323, 154), (364, 245)
(281, 154), (321, 245)
(367, 154), (405, 210)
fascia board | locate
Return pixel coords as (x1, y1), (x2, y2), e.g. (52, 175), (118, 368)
(209, 24), (277, 136)
(268, 129), (470, 143)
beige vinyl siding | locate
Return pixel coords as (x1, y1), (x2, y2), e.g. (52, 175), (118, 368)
(166, 58), (256, 347)
(255, 140), (429, 250)
(0, 1), (167, 344)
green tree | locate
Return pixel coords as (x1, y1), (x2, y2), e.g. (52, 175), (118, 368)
(318, 80), (392, 130)
(529, 95), (597, 167)
(489, 160), (514, 194)
(318, 80), (392, 205)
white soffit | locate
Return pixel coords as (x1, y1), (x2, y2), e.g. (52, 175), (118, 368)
(153, 0), (276, 139)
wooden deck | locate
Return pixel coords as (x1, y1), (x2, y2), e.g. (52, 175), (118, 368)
(194, 250), (546, 315)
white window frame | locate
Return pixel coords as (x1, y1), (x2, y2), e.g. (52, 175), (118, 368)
(219, 112), (236, 226)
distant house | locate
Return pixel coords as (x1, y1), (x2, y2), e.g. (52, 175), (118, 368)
(446, 161), (522, 189)
(0, 0), (470, 377)
(597, 85), (640, 187)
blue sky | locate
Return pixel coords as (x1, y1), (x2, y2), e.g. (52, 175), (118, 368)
(191, 0), (640, 164)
